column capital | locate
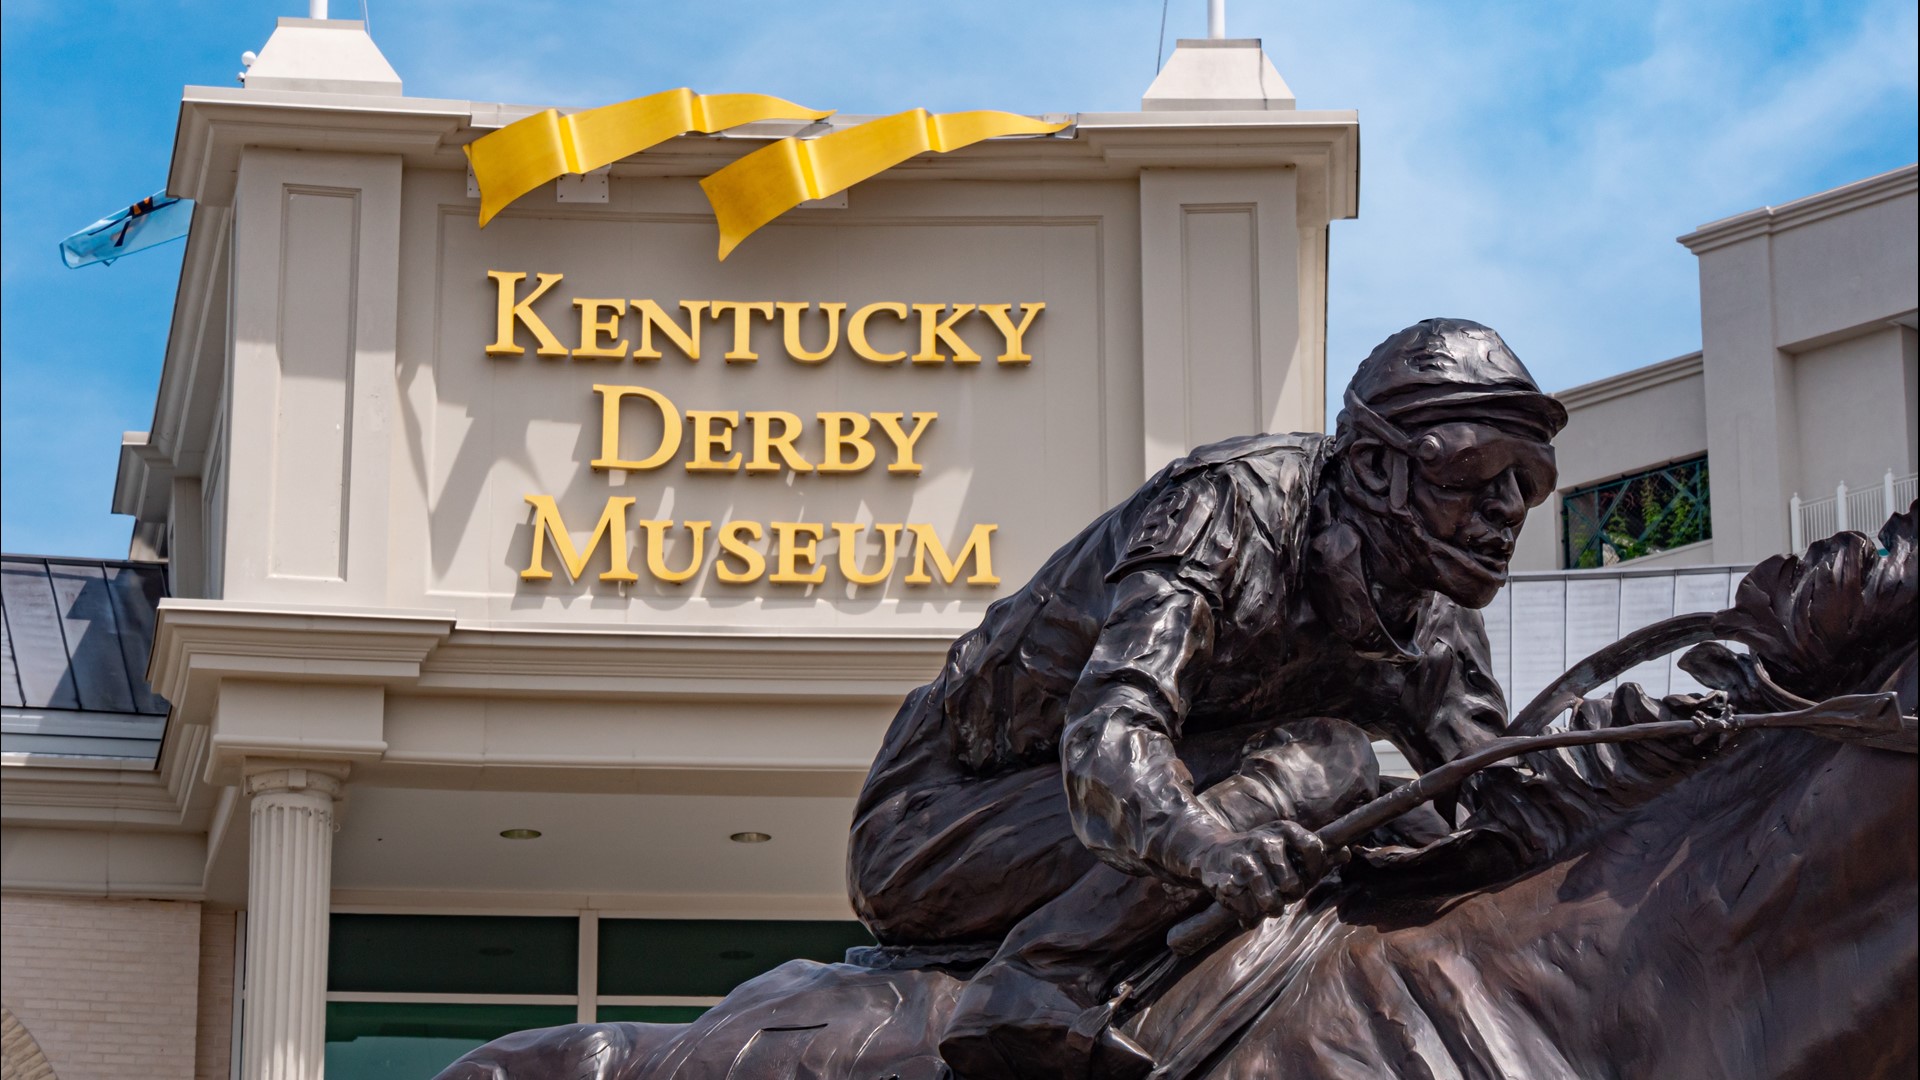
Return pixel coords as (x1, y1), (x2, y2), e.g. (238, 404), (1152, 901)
(242, 758), (351, 798)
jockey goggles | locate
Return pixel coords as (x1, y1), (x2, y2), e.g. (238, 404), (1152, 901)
(1343, 388), (1558, 507)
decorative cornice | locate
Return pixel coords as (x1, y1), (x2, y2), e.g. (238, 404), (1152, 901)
(170, 86), (468, 206)
(148, 601), (458, 724)
(169, 84), (1358, 213)
(1678, 163), (1918, 254)
(1553, 351), (1704, 412)
(151, 601), (957, 713)
(110, 432), (172, 520)
(418, 625), (951, 700)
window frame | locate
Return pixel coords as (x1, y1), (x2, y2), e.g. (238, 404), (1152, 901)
(1560, 454), (1712, 570)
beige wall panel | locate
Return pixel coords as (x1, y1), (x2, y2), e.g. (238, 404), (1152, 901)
(227, 148), (400, 604)
(1552, 371), (1709, 491)
(0, 895), (201, 1080)
(1139, 168), (1304, 474)
(1768, 189), (1919, 349)
(391, 170), (1144, 630)
(1179, 207), (1262, 440)
(1793, 327), (1915, 495)
(268, 189), (357, 579)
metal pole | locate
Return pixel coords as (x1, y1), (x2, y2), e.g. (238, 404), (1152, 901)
(310, 0), (328, 18)
(1208, 0), (1226, 38)
(1885, 469), (1898, 525)
(1837, 480), (1850, 532)
(1790, 494), (1803, 553)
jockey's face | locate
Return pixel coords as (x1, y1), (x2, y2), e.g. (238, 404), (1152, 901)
(1402, 423), (1557, 607)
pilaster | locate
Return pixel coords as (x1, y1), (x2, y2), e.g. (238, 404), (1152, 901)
(1692, 233), (1799, 563)
(225, 147), (402, 606)
(240, 759), (348, 1080)
(1139, 166), (1306, 473)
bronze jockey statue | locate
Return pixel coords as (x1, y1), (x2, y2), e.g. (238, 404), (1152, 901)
(845, 318), (1570, 1079)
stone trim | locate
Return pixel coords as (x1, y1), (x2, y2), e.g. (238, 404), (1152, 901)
(1, 1006), (59, 1080)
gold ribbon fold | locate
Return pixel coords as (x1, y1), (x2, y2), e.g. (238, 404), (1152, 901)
(465, 88), (833, 227)
(699, 109), (1070, 259)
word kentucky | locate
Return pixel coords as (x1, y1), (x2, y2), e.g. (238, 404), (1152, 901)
(487, 271), (1045, 364)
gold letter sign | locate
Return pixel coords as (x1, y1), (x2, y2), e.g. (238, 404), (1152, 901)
(465, 88), (832, 227)
(699, 109), (1069, 259)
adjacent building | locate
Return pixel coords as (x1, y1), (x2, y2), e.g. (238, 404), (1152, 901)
(1512, 164), (1918, 573)
(1491, 163), (1916, 721)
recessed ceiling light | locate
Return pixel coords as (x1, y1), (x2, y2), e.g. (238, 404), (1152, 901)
(729, 831), (773, 844)
(499, 828), (543, 840)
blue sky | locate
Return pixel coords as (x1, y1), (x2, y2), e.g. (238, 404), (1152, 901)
(2, 0), (1915, 557)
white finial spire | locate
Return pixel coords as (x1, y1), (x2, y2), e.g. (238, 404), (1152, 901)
(242, 12), (402, 95)
(1141, 28), (1295, 112)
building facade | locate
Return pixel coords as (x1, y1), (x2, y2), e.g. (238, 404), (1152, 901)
(8, 17), (1914, 1080)
(3, 19), (1356, 1080)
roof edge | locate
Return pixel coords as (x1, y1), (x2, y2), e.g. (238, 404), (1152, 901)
(1679, 163), (1918, 254)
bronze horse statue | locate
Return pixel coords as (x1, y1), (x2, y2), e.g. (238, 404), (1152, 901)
(438, 507), (1917, 1079)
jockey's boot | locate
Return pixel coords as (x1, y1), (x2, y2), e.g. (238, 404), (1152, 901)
(937, 958), (1154, 1080)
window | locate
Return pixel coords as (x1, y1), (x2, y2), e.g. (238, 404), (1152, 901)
(1561, 455), (1711, 569)
(326, 1003), (576, 1079)
(321, 913), (873, 1079)
(597, 918), (875, 1000)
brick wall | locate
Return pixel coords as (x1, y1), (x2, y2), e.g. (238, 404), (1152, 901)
(195, 908), (236, 1080)
(0, 894), (202, 1080)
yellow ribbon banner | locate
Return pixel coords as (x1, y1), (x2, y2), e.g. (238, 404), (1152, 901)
(465, 88), (832, 227)
(699, 109), (1070, 259)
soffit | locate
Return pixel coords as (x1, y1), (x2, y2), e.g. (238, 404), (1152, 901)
(327, 785), (856, 909)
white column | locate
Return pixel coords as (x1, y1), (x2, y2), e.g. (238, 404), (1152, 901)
(1836, 480), (1850, 532)
(242, 761), (348, 1080)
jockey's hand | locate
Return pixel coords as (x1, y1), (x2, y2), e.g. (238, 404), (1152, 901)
(1194, 821), (1347, 922)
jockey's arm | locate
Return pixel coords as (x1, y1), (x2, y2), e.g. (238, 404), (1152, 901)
(1061, 569), (1337, 919)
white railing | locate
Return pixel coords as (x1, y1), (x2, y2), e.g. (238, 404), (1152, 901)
(1791, 469), (1918, 553)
